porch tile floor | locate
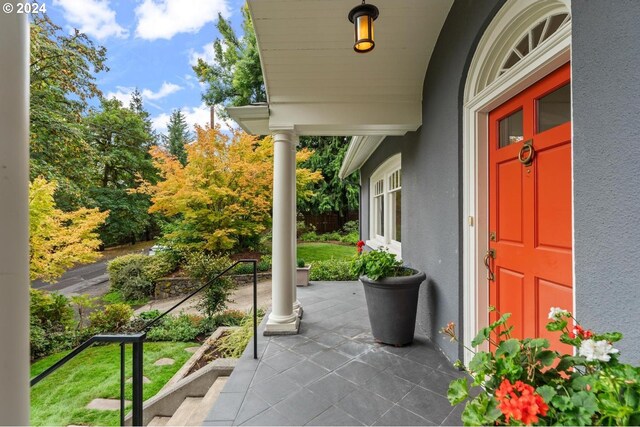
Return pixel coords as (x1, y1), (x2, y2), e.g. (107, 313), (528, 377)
(205, 281), (465, 426)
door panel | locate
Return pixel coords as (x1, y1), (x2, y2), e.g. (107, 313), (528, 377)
(488, 63), (572, 353)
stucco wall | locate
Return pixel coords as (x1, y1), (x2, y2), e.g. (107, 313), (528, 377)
(571, 0), (640, 361)
(360, 0), (503, 362)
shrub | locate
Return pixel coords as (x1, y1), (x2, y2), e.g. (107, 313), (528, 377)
(297, 258), (306, 268)
(340, 231), (360, 245)
(309, 260), (358, 281)
(30, 289), (76, 360)
(146, 314), (204, 342)
(257, 255), (271, 272)
(341, 220), (359, 234)
(89, 303), (133, 333)
(185, 252), (236, 318)
(107, 252), (178, 301)
(217, 312), (264, 358)
(213, 309), (246, 327)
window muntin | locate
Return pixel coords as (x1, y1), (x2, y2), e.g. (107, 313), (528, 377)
(369, 155), (401, 255)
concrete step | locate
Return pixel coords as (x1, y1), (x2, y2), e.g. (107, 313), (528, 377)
(147, 416), (171, 426)
(184, 376), (229, 426)
(167, 397), (203, 426)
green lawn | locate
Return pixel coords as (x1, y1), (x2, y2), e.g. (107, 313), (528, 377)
(297, 242), (355, 263)
(31, 341), (195, 426)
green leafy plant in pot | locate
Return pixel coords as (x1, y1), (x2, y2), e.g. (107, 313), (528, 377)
(351, 243), (426, 346)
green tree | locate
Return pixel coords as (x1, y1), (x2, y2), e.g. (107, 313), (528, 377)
(193, 5), (265, 111)
(298, 136), (360, 226)
(29, 15), (107, 210)
(165, 109), (190, 165)
(84, 98), (158, 245)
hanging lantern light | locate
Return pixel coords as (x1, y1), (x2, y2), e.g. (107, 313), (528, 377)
(348, 0), (379, 53)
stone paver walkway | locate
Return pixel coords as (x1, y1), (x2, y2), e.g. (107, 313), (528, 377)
(205, 281), (465, 426)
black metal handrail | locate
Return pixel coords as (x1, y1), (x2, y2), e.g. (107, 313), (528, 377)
(30, 259), (259, 426)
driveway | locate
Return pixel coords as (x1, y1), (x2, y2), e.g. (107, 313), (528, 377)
(31, 259), (111, 298)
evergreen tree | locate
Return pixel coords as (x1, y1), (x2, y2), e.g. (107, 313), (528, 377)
(166, 109), (190, 165)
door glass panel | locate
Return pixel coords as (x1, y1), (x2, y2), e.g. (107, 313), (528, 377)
(537, 83), (570, 133)
(375, 195), (384, 237)
(499, 109), (524, 148)
(392, 190), (401, 242)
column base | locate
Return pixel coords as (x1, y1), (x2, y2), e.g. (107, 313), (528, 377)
(264, 316), (300, 336)
(293, 300), (303, 319)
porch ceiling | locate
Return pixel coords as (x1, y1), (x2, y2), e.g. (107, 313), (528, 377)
(229, 0), (453, 136)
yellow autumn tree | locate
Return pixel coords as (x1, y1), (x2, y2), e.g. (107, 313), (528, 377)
(30, 177), (109, 282)
(145, 126), (321, 252)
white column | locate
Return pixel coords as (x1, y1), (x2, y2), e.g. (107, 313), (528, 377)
(0, 8), (30, 425)
(265, 131), (300, 334)
(291, 135), (302, 317)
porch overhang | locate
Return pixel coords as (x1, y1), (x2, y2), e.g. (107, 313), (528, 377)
(227, 0), (454, 140)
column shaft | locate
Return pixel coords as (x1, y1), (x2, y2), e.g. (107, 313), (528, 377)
(265, 132), (299, 334)
(0, 9), (30, 425)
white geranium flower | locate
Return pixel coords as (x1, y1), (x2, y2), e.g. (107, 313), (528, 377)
(548, 307), (569, 320)
(579, 339), (619, 362)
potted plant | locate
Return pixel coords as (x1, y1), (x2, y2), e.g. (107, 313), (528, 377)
(296, 258), (311, 287)
(441, 308), (640, 426)
(351, 244), (426, 346)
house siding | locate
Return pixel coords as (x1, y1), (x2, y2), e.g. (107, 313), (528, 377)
(571, 0), (640, 361)
(360, 0), (504, 362)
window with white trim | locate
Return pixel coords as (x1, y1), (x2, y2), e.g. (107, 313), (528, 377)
(368, 155), (401, 256)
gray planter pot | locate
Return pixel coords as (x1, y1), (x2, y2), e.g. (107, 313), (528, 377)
(360, 268), (426, 346)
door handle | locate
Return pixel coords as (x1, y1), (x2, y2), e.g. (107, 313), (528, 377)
(484, 249), (496, 282)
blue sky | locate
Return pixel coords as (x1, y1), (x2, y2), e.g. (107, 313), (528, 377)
(46, 0), (246, 134)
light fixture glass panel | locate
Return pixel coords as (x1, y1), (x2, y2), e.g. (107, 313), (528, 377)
(355, 15), (374, 52)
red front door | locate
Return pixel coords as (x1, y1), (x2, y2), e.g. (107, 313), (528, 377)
(488, 63), (572, 352)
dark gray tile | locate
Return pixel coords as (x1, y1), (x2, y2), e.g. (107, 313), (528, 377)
(442, 401), (465, 426)
(250, 374), (300, 405)
(224, 369), (255, 393)
(335, 389), (394, 425)
(404, 341), (448, 369)
(363, 370), (416, 403)
(419, 368), (458, 397)
(397, 385), (454, 424)
(302, 299), (338, 312)
(233, 391), (270, 426)
(273, 388), (332, 425)
(311, 331), (348, 348)
(241, 407), (296, 426)
(273, 334), (310, 349)
(384, 358), (435, 385)
(206, 392), (245, 421)
(251, 362), (278, 385)
(306, 405), (364, 426)
(310, 349), (351, 370)
(373, 404), (436, 426)
(262, 341), (285, 359)
(282, 360), (330, 386)
(203, 421), (233, 426)
(307, 373), (358, 404)
(262, 349), (304, 373)
(335, 340), (372, 358)
(334, 325), (367, 339)
(303, 325), (332, 340)
(335, 360), (383, 386)
(291, 340), (329, 357)
(381, 343), (415, 357)
(357, 349), (401, 370)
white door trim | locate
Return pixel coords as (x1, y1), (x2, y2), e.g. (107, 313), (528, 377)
(461, 0), (571, 365)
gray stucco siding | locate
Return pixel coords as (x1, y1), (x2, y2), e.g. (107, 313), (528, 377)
(571, 0), (640, 361)
(359, 0), (504, 362)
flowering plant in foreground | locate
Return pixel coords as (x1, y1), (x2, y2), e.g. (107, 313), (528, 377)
(441, 308), (640, 425)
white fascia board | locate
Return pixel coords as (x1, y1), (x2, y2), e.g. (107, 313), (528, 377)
(226, 104), (270, 135)
(339, 135), (387, 179)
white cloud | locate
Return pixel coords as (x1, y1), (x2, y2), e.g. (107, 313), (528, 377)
(53, 0), (128, 40)
(135, 0), (230, 41)
(141, 82), (182, 100)
(189, 43), (216, 66)
(106, 82), (182, 107)
(151, 104), (234, 135)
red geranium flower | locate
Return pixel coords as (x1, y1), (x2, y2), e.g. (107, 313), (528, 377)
(356, 240), (365, 254)
(495, 379), (548, 425)
(569, 324), (594, 339)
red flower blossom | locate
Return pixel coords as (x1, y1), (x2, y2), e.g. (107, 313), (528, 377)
(356, 240), (365, 254)
(569, 324), (594, 339)
(495, 379), (548, 425)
